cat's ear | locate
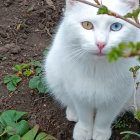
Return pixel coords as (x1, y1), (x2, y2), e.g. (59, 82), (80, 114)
(65, 0), (76, 10)
(122, 0), (139, 9)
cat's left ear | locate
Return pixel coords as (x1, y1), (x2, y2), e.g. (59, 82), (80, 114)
(122, 0), (139, 9)
(65, 0), (76, 10)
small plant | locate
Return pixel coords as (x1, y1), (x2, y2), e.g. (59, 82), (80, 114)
(43, 48), (49, 56)
(122, 134), (131, 140)
(13, 63), (34, 77)
(113, 113), (135, 129)
(29, 60), (47, 94)
(29, 75), (47, 94)
(121, 131), (140, 139)
(12, 60), (44, 78)
(0, 110), (56, 140)
(4, 75), (22, 92)
(114, 119), (129, 129)
(4, 59), (48, 93)
(107, 42), (140, 62)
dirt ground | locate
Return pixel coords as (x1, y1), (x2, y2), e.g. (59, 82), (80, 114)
(0, 0), (140, 140)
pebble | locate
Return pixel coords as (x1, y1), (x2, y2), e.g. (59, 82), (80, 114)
(0, 43), (21, 54)
(0, 31), (7, 38)
(11, 57), (17, 61)
(4, 0), (15, 7)
(10, 44), (21, 54)
(22, 33), (28, 39)
(38, 23), (45, 30)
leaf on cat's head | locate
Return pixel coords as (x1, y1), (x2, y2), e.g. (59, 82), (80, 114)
(97, 5), (109, 15)
(124, 8), (140, 23)
(124, 12), (133, 18)
(133, 8), (140, 23)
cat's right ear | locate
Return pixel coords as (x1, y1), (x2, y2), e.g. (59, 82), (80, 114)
(65, 0), (76, 10)
(122, 0), (139, 9)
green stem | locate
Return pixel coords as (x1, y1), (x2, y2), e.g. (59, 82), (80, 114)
(0, 129), (7, 137)
(120, 131), (140, 138)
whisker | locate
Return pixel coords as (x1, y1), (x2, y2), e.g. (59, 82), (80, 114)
(64, 48), (87, 64)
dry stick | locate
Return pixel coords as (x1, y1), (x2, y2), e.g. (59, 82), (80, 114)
(75, 0), (140, 29)
(122, 50), (140, 58)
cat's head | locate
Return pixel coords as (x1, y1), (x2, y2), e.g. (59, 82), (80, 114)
(63, 0), (139, 56)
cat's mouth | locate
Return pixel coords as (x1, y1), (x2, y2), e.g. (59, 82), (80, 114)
(96, 52), (106, 56)
(88, 50), (108, 56)
(96, 49), (107, 56)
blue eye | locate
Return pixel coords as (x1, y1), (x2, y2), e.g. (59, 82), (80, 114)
(110, 22), (123, 31)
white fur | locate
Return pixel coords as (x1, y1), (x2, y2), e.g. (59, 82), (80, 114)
(44, 0), (140, 140)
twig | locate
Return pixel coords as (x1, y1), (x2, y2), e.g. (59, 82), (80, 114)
(75, 0), (140, 29)
(34, 96), (50, 102)
(122, 50), (140, 58)
(133, 77), (138, 111)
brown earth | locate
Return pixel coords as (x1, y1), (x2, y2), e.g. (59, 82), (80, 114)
(0, 0), (140, 140)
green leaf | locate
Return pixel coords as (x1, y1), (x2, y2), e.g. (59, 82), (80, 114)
(23, 69), (33, 77)
(129, 67), (134, 73)
(43, 48), (49, 56)
(97, 5), (109, 15)
(4, 76), (12, 84)
(13, 111), (27, 122)
(5, 123), (25, 136)
(6, 126), (16, 135)
(124, 8), (140, 23)
(124, 12), (133, 18)
(30, 60), (42, 67)
(7, 82), (16, 92)
(0, 110), (27, 126)
(13, 65), (22, 72)
(35, 68), (42, 75)
(4, 75), (22, 91)
(122, 134), (131, 140)
(29, 76), (40, 89)
(35, 132), (47, 140)
(35, 132), (57, 140)
(134, 110), (140, 121)
(13, 64), (30, 72)
(133, 8), (140, 22)
(8, 135), (20, 140)
(45, 135), (57, 140)
(11, 76), (22, 86)
(15, 120), (29, 136)
(0, 122), (4, 134)
(2, 135), (9, 140)
(21, 125), (39, 140)
(37, 81), (47, 93)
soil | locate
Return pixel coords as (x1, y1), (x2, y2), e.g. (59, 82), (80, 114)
(0, 0), (140, 140)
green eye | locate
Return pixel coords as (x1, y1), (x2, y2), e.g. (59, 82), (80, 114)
(81, 21), (94, 30)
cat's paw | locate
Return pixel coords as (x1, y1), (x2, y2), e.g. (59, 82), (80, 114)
(92, 128), (111, 140)
(66, 107), (78, 122)
(73, 122), (93, 140)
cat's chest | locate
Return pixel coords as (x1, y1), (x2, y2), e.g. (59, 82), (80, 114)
(62, 60), (134, 104)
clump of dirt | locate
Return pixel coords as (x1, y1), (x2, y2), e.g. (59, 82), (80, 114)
(0, 0), (140, 140)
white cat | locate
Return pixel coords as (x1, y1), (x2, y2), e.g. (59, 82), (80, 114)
(44, 0), (140, 140)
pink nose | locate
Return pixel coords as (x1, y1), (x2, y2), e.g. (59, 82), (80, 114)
(96, 42), (106, 50)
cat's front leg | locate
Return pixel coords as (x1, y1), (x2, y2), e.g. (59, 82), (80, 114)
(72, 101), (94, 140)
(66, 106), (78, 122)
(93, 102), (124, 140)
